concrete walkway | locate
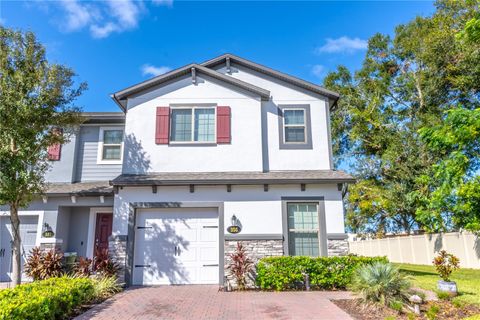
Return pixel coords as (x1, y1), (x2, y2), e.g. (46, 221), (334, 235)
(75, 285), (354, 320)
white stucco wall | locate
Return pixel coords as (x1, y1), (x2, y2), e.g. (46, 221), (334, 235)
(112, 184), (345, 236)
(215, 65), (333, 171)
(124, 74), (264, 173)
(123, 64), (334, 173)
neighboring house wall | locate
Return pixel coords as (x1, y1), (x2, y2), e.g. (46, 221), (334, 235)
(75, 126), (123, 181)
(66, 207), (90, 257)
(124, 75), (263, 173)
(44, 133), (78, 183)
(214, 64), (333, 171)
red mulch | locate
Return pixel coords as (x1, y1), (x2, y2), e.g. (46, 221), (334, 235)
(333, 299), (480, 320)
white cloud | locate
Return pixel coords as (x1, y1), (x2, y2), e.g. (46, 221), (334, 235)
(0, 18), (6, 25)
(311, 64), (325, 78)
(54, 0), (171, 38)
(90, 22), (118, 39)
(141, 64), (172, 77)
(152, 0), (173, 6)
(89, 0), (143, 39)
(58, 0), (96, 32)
(316, 36), (368, 54)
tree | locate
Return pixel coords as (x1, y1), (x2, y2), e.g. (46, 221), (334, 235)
(418, 108), (480, 232)
(324, 0), (480, 235)
(0, 27), (85, 285)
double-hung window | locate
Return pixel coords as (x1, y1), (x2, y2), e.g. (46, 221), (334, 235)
(278, 105), (312, 149)
(97, 127), (123, 164)
(283, 109), (306, 143)
(287, 203), (320, 256)
(170, 107), (216, 143)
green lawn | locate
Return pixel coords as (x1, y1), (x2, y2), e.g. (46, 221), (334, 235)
(396, 263), (480, 306)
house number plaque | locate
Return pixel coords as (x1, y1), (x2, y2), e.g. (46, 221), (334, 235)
(227, 225), (241, 234)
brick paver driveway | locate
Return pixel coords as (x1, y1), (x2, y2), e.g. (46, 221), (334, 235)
(76, 285), (353, 320)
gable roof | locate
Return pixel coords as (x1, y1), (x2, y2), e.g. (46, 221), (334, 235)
(201, 53), (340, 102)
(111, 63), (271, 111)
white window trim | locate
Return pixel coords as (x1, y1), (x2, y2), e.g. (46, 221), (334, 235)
(282, 108), (307, 144)
(97, 127), (124, 165)
(169, 106), (217, 144)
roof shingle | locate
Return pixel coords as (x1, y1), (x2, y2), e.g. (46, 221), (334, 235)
(111, 170), (355, 186)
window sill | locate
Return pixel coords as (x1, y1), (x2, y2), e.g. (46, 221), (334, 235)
(279, 143), (312, 150)
(97, 160), (123, 165)
(168, 142), (218, 147)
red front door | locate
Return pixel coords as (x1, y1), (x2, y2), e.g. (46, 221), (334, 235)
(94, 213), (113, 254)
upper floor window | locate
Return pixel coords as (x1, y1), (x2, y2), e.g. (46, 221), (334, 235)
(283, 109), (306, 143)
(278, 105), (312, 149)
(170, 107), (216, 143)
(97, 127), (123, 164)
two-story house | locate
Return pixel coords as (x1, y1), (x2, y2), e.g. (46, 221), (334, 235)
(0, 54), (354, 286)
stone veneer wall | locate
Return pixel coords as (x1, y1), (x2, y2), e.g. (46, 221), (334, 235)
(224, 239), (283, 289)
(327, 239), (349, 256)
(109, 236), (127, 284)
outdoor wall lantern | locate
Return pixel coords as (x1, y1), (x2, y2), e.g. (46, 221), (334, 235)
(42, 223), (55, 238)
(227, 214), (242, 234)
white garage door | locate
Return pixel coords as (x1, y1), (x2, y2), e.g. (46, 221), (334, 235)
(133, 208), (219, 285)
(0, 216), (38, 282)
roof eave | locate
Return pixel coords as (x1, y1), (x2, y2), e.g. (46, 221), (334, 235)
(201, 53), (340, 105)
(110, 178), (356, 186)
(111, 63), (271, 105)
(110, 94), (127, 113)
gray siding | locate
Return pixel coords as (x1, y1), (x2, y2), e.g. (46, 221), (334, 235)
(66, 207), (90, 257)
(44, 134), (77, 183)
(55, 207), (71, 252)
(75, 126), (123, 182)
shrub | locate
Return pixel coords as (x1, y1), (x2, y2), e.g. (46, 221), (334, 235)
(91, 275), (122, 300)
(94, 249), (120, 277)
(0, 276), (95, 319)
(349, 262), (411, 306)
(436, 290), (451, 300)
(24, 247), (64, 281)
(426, 305), (440, 320)
(75, 257), (94, 277)
(433, 250), (460, 282)
(256, 255), (387, 291)
(389, 300), (404, 312)
(226, 242), (254, 290)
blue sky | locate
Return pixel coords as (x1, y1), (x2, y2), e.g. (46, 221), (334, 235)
(1, 1), (434, 112)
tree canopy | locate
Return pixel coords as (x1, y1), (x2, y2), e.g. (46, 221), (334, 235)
(0, 27), (85, 285)
(324, 0), (480, 235)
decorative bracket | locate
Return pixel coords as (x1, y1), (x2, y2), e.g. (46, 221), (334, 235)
(191, 67), (196, 84)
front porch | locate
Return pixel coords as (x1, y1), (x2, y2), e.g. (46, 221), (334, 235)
(43, 206), (113, 260)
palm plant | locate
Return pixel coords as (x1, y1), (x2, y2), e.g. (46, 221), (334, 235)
(350, 262), (412, 306)
(226, 242), (254, 290)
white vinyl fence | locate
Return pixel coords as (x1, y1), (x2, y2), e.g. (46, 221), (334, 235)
(349, 232), (480, 269)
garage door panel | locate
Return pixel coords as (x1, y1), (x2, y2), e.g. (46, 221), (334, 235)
(199, 247), (217, 261)
(133, 208), (219, 285)
(200, 266), (218, 282)
(199, 226), (217, 241)
(1, 216), (38, 282)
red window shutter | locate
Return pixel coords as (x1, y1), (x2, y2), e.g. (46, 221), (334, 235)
(217, 106), (231, 144)
(47, 144), (61, 161)
(47, 128), (62, 161)
(156, 107), (170, 144)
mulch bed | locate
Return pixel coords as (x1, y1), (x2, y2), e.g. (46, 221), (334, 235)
(333, 299), (480, 319)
